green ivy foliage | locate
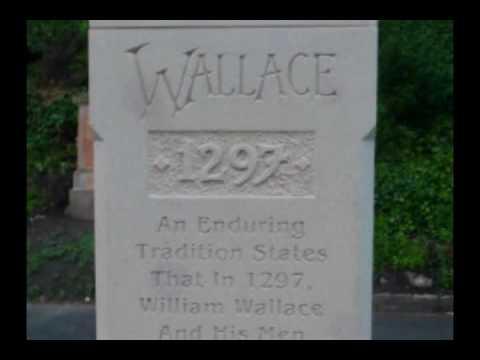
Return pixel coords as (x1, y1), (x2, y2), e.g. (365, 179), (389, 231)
(375, 122), (453, 288)
(379, 20), (453, 130)
(27, 20), (87, 216)
(27, 79), (77, 216)
(27, 233), (95, 301)
(27, 20), (88, 88)
(376, 20), (453, 289)
(27, 20), (88, 53)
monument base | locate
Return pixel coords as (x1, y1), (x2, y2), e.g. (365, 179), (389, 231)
(65, 188), (94, 221)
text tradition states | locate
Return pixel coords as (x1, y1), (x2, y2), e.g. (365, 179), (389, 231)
(147, 132), (314, 197)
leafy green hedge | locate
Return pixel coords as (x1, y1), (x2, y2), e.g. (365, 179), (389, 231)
(378, 20), (453, 130)
(26, 20), (454, 290)
(27, 80), (78, 216)
(27, 233), (95, 301)
(375, 117), (453, 289)
(27, 20), (88, 88)
(375, 20), (453, 289)
(27, 20), (87, 216)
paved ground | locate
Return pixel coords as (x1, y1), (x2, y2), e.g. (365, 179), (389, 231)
(26, 304), (453, 340)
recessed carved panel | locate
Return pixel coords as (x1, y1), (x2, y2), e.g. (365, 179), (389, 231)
(147, 131), (315, 197)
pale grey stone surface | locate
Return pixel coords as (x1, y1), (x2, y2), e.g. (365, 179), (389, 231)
(90, 19), (378, 340)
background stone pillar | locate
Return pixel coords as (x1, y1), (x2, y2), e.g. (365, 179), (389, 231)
(65, 102), (94, 220)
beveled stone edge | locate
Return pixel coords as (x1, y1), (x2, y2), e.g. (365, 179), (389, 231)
(90, 20), (377, 29)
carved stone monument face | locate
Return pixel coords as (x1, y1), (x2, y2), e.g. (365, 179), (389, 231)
(65, 104), (94, 220)
(90, 20), (378, 340)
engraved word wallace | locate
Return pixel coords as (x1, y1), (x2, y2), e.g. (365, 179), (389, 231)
(127, 43), (337, 116)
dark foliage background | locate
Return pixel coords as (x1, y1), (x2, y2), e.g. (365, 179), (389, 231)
(27, 20), (453, 292)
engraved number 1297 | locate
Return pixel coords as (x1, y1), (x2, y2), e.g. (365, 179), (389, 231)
(178, 141), (288, 186)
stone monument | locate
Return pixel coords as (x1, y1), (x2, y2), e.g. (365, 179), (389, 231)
(90, 20), (378, 340)
(65, 101), (94, 220)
